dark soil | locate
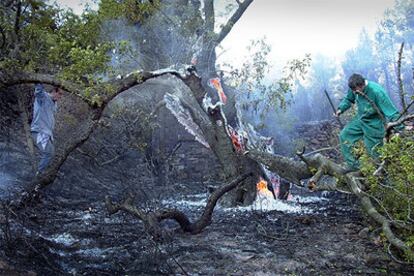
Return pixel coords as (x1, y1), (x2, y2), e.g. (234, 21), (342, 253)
(1, 184), (414, 276)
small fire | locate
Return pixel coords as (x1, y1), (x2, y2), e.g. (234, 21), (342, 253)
(208, 78), (227, 104)
(228, 126), (245, 153)
(256, 177), (274, 198)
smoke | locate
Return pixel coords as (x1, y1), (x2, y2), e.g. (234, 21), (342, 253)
(234, 78), (345, 156)
(164, 93), (210, 148)
(101, 4), (202, 74)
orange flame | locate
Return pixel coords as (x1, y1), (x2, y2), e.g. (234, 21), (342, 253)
(229, 128), (244, 153)
(256, 178), (274, 198)
(209, 78), (227, 104)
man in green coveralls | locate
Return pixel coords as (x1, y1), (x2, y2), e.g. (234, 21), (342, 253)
(335, 73), (402, 171)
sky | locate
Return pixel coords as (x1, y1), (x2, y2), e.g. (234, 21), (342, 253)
(55, 0), (396, 64)
(219, 0), (396, 64)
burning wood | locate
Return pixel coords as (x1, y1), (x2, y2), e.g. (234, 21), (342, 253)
(256, 177), (277, 200)
(256, 177), (274, 198)
(228, 126), (246, 153)
(208, 78), (227, 104)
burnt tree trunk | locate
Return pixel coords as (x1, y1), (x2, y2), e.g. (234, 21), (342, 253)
(169, 72), (264, 206)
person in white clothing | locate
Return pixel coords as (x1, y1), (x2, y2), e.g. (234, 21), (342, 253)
(30, 84), (63, 174)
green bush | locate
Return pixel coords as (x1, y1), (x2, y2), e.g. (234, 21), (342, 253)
(360, 133), (414, 260)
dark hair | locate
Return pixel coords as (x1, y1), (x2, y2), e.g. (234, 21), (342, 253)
(348, 74), (365, 90)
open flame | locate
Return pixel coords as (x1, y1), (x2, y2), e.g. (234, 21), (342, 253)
(228, 126), (246, 153)
(256, 177), (274, 198)
(208, 78), (227, 104)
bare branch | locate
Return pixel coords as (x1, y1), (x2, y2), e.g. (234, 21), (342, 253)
(397, 42), (406, 110)
(307, 165), (326, 191)
(105, 173), (253, 237)
(216, 0), (253, 45)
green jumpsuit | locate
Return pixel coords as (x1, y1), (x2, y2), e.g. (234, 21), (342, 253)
(338, 81), (401, 170)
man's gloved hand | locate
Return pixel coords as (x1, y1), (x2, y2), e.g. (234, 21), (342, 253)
(333, 110), (341, 117)
(384, 123), (413, 142)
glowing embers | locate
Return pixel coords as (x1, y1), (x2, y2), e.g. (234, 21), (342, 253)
(208, 78), (227, 104)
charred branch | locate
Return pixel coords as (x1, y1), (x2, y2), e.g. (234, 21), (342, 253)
(397, 42), (406, 110)
(246, 149), (311, 186)
(105, 173), (253, 238)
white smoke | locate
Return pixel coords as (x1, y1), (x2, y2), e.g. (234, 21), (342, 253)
(164, 93), (210, 148)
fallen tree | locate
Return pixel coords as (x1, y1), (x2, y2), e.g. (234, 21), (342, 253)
(245, 138), (414, 258)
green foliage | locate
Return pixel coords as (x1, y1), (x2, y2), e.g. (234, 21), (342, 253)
(221, 38), (311, 113)
(111, 103), (158, 152)
(0, 1), (145, 103)
(1, 1), (113, 75)
(272, 54), (312, 108)
(98, 0), (160, 23)
(359, 134), (414, 260)
(222, 38), (272, 91)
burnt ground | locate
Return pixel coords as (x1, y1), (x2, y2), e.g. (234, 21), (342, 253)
(1, 184), (414, 275)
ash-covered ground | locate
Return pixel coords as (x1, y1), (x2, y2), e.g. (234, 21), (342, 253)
(1, 182), (413, 275)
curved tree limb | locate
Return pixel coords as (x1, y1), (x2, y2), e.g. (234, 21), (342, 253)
(103, 69), (189, 104)
(0, 71), (84, 98)
(18, 111), (99, 206)
(105, 173), (253, 238)
(0, 67), (194, 106)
